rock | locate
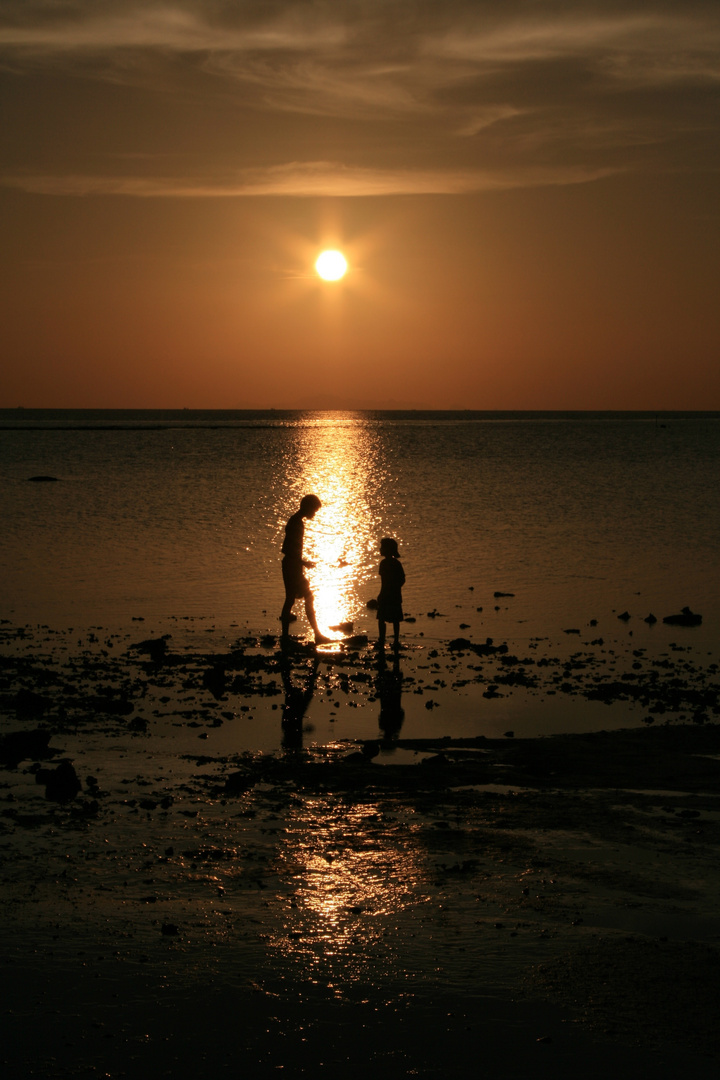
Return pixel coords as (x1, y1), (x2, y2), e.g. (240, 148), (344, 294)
(224, 769), (254, 793)
(663, 607), (702, 627)
(494, 591), (515, 598)
(27, 475), (59, 482)
(202, 666), (227, 699)
(617, 611), (631, 621)
(448, 637), (508, 656)
(13, 688), (52, 716)
(366, 598), (379, 610)
(344, 634), (368, 648)
(329, 622), (354, 634)
(644, 613), (658, 624)
(36, 760), (81, 802)
(161, 923), (179, 936)
(0, 729), (53, 767)
(131, 636), (170, 663)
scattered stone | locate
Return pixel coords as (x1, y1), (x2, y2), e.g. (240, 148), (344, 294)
(36, 760), (81, 802)
(663, 607), (702, 627)
(494, 591), (515, 598)
(27, 475), (60, 482)
(644, 613), (658, 624)
(618, 611), (631, 622)
(131, 636), (170, 663)
(202, 666), (227, 698)
(330, 622), (354, 634)
(0, 729), (54, 767)
(13, 688), (52, 717)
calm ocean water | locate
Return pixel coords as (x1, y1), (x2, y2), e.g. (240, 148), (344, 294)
(2, 409), (718, 742)
(1, 410), (718, 645)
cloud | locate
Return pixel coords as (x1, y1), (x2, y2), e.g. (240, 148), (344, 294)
(1, 160), (620, 198)
(1, 3), (718, 184)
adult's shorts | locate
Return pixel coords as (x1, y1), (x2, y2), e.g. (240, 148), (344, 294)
(282, 557), (311, 599)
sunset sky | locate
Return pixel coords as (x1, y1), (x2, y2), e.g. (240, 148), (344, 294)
(1, 1), (719, 409)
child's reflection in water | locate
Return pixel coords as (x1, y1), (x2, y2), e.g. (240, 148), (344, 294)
(376, 650), (405, 744)
(280, 654), (319, 751)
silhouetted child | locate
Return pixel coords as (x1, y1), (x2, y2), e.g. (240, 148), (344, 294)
(376, 537), (405, 648)
(280, 494), (331, 645)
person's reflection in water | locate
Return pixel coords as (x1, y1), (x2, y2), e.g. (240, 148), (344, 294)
(376, 650), (405, 744)
(280, 653), (319, 751)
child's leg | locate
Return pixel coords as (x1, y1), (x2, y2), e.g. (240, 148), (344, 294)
(392, 621), (400, 647)
(377, 619), (386, 645)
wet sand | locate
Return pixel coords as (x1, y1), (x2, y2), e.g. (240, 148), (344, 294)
(1, 620), (720, 1078)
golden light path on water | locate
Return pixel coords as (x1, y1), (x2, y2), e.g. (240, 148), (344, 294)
(270, 792), (428, 989)
(282, 416), (389, 639)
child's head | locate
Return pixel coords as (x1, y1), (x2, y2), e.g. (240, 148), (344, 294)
(300, 493), (322, 518)
(380, 537), (399, 558)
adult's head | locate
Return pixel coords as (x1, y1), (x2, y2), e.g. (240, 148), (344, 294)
(380, 537), (399, 558)
(300, 494), (322, 518)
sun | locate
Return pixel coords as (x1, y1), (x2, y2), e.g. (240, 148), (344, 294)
(315, 250), (348, 281)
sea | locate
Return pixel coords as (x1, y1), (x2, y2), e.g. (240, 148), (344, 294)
(1, 409), (718, 740)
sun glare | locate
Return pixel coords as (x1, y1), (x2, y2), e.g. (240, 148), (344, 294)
(315, 250), (348, 281)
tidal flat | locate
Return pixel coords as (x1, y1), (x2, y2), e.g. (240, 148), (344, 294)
(1, 619), (720, 1078)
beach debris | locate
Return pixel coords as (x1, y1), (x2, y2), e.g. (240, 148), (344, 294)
(202, 665), (227, 698)
(448, 637), (508, 656)
(663, 607), (702, 627)
(427, 609), (445, 618)
(13, 688), (52, 717)
(344, 634), (369, 648)
(563, 628), (580, 635)
(224, 769), (255, 794)
(0, 729), (55, 767)
(35, 760), (81, 802)
(130, 635), (170, 663)
(494, 591), (515, 598)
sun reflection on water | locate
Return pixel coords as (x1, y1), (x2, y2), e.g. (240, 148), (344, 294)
(271, 793), (427, 987)
(279, 415), (392, 638)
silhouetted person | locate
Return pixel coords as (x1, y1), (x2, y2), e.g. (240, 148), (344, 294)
(376, 649), (405, 743)
(376, 536), (405, 649)
(280, 653), (319, 750)
(280, 494), (331, 645)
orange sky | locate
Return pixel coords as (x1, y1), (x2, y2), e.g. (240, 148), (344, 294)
(1, 2), (719, 409)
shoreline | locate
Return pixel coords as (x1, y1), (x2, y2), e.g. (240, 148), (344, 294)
(2, 619), (720, 1076)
